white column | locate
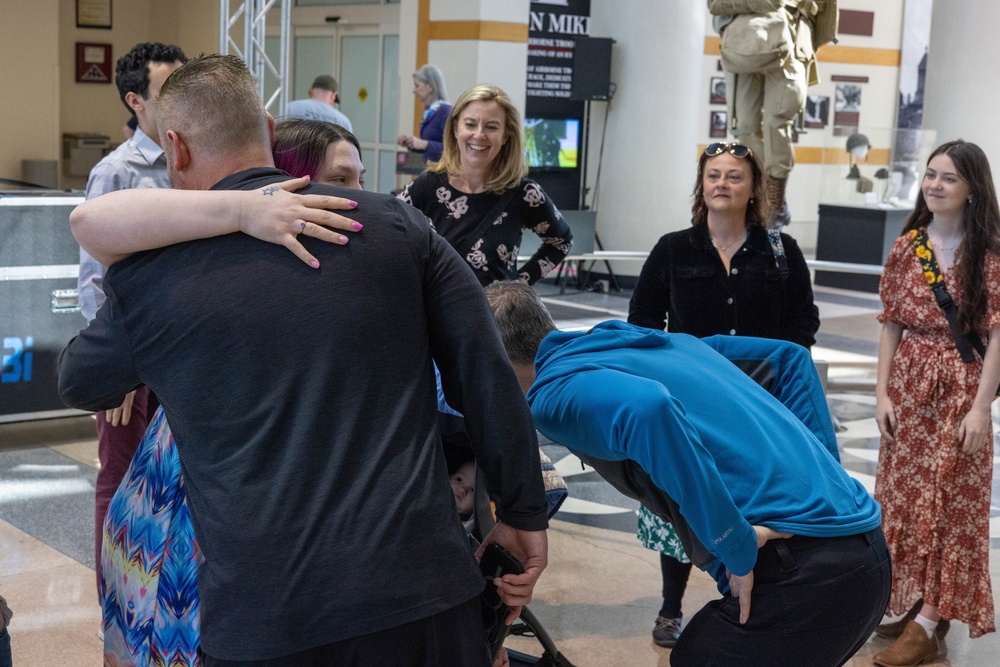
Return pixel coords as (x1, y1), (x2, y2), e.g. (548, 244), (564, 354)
(922, 2), (1000, 174)
(588, 0), (707, 269)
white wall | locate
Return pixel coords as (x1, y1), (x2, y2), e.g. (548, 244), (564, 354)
(0, 0), (60, 184)
(428, 40), (528, 113)
(397, 0), (530, 143)
(782, 0), (905, 252)
(430, 0), (529, 23)
(923, 1), (1000, 167)
(585, 0), (908, 265)
(587, 0), (707, 272)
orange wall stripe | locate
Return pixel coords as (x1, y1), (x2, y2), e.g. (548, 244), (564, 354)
(703, 36), (900, 67)
(816, 45), (900, 67)
(427, 20), (528, 43)
(697, 144), (891, 165)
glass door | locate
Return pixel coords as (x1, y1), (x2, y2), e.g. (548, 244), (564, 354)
(293, 26), (399, 193)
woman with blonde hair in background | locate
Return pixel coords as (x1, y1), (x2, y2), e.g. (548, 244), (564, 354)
(398, 83), (573, 287)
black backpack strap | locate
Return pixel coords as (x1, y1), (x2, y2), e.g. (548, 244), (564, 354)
(767, 228), (789, 279)
(909, 228), (981, 363)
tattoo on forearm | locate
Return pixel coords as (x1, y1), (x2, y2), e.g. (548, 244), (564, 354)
(262, 186), (279, 196)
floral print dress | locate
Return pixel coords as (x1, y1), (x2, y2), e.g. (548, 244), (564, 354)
(398, 173), (573, 286)
(876, 232), (1000, 637)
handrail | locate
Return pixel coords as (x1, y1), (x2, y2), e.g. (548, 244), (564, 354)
(525, 250), (887, 278)
(805, 259), (883, 275)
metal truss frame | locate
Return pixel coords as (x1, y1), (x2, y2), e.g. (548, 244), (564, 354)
(219, 0), (291, 114)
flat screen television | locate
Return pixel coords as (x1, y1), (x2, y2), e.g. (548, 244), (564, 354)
(524, 118), (580, 169)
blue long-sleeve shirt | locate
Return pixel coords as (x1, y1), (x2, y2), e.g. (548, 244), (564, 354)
(418, 101), (451, 164)
(527, 321), (880, 587)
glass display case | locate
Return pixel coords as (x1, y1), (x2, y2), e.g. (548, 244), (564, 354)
(813, 127), (937, 292)
(816, 126), (937, 209)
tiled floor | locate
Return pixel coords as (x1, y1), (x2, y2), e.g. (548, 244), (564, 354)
(1, 282), (998, 666)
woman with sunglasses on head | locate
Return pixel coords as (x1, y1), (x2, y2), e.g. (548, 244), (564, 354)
(627, 141), (819, 650)
(397, 84), (573, 287)
(871, 140), (1000, 667)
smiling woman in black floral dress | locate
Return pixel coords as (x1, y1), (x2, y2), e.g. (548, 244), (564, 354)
(398, 84), (572, 286)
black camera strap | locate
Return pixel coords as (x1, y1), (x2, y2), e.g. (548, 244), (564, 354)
(909, 227), (989, 364)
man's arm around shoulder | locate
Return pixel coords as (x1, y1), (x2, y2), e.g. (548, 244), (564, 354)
(413, 210), (548, 616)
(58, 284), (141, 412)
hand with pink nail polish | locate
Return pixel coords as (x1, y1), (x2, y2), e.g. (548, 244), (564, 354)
(235, 177), (364, 269)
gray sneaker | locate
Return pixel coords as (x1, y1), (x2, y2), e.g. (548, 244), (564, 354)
(652, 615), (682, 648)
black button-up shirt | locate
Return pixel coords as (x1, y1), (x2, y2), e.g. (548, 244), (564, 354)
(629, 225), (819, 348)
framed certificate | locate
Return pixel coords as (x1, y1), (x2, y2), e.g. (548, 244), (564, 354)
(77, 0), (112, 30)
(76, 43), (112, 83)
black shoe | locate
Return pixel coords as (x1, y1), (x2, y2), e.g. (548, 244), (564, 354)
(652, 615), (682, 648)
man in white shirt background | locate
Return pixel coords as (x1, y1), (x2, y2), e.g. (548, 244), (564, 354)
(76, 41), (186, 602)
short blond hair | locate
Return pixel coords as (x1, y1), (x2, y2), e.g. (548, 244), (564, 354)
(430, 84), (527, 194)
(157, 54), (270, 159)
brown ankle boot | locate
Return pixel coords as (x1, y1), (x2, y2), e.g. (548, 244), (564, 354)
(765, 175), (789, 229)
(874, 599), (921, 639)
(872, 620), (940, 667)
(875, 599), (950, 641)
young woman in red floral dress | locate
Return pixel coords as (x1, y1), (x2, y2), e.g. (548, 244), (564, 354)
(873, 140), (1000, 667)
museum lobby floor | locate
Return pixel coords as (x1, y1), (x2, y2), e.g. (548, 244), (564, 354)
(1, 282), (998, 666)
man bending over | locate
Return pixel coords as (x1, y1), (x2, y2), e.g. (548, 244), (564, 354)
(485, 281), (888, 667)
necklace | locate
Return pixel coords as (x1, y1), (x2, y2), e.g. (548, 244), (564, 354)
(930, 236), (962, 254)
(711, 232), (746, 253)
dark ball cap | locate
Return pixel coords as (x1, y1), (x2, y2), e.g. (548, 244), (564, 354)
(311, 75), (338, 92)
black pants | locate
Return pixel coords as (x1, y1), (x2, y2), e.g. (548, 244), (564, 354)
(0, 627), (10, 667)
(660, 554), (694, 618)
(202, 594), (490, 667)
(671, 528), (891, 667)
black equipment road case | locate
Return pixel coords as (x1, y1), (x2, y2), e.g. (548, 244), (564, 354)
(1, 193), (89, 424)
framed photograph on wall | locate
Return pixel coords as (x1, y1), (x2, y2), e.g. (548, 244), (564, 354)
(835, 84), (861, 112)
(709, 111), (727, 138)
(77, 0), (112, 29)
(834, 84), (861, 136)
(709, 77), (726, 105)
(804, 95), (829, 128)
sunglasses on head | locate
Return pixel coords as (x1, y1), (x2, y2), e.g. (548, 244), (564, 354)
(705, 142), (751, 158)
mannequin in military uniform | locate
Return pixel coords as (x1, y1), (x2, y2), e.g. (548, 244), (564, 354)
(708, 0), (838, 228)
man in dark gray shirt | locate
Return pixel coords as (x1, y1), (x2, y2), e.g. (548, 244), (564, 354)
(59, 54), (548, 666)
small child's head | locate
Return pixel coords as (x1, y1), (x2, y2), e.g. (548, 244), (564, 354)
(449, 461), (476, 519)
(443, 442), (476, 519)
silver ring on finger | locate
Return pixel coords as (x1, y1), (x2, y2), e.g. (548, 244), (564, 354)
(299, 222), (307, 236)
